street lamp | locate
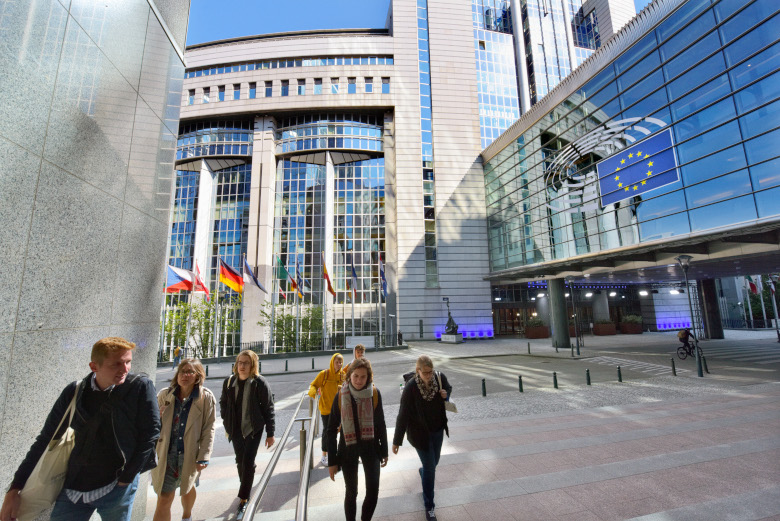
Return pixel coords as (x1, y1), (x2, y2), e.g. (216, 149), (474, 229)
(675, 255), (703, 377)
(771, 275), (780, 343)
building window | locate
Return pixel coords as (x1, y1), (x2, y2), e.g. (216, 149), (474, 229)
(331, 77), (339, 94)
(218, 85), (225, 102)
(203, 87), (210, 103)
(281, 80), (289, 97)
(265, 81), (272, 97)
(348, 77), (356, 94)
(297, 79), (305, 95)
(314, 78), (322, 95)
(233, 84), (240, 100)
(249, 82), (256, 99)
(381, 77), (390, 94)
(188, 89), (194, 105)
(479, 40), (486, 50)
(365, 78), (373, 93)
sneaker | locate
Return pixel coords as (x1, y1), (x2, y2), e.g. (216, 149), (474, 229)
(425, 509), (437, 521)
(321, 454), (329, 466)
(236, 500), (248, 520)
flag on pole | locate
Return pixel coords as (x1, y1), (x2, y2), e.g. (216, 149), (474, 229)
(379, 257), (387, 298)
(321, 251), (336, 297)
(746, 275), (758, 294)
(770, 277), (776, 295)
(277, 256), (301, 298)
(350, 255), (358, 301)
(193, 261), (210, 302)
(165, 265), (194, 293)
(278, 284), (287, 301)
(219, 258), (244, 293)
(295, 261), (309, 296)
(243, 257), (268, 293)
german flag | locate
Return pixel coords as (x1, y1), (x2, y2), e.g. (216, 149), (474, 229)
(219, 258), (243, 293)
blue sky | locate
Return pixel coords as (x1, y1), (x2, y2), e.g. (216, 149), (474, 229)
(187, 0), (655, 45)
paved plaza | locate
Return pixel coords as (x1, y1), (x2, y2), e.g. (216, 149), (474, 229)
(144, 330), (780, 520)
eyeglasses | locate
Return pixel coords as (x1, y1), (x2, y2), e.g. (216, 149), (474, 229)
(420, 370), (434, 377)
(180, 371), (197, 376)
(237, 361), (252, 367)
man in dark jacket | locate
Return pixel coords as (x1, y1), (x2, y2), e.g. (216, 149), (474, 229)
(1, 337), (160, 521)
(220, 350), (275, 519)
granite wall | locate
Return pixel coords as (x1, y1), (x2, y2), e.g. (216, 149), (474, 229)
(0, 0), (189, 518)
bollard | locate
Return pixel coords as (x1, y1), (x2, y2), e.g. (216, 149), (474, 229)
(571, 344), (574, 357)
(576, 343), (580, 356)
(553, 371), (558, 389)
(518, 375), (523, 393)
(554, 340), (558, 353)
(312, 357), (315, 369)
(617, 365), (623, 382)
(259, 361), (261, 373)
(527, 342), (530, 354)
(671, 358), (676, 376)
(285, 360), (288, 371)
(481, 378), (486, 397)
(586, 368), (591, 386)
(702, 356), (709, 374)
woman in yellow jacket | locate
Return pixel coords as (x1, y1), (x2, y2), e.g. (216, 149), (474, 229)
(308, 353), (345, 465)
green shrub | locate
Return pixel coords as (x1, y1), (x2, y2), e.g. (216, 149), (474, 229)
(621, 314), (643, 324)
(525, 317), (545, 327)
(595, 318), (614, 325)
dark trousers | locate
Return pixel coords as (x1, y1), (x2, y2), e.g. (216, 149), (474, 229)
(232, 432), (263, 500)
(342, 454), (381, 521)
(321, 413), (330, 452)
(414, 429), (444, 510)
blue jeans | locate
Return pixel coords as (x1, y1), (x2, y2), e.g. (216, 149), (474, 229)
(50, 474), (139, 521)
(414, 429), (444, 510)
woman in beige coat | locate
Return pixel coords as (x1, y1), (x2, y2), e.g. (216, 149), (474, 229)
(152, 358), (216, 521)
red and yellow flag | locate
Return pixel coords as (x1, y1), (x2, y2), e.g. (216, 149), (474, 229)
(321, 251), (336, 297)
(219, 258), (243, 293)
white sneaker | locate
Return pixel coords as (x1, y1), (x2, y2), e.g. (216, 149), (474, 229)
(321, 454), (328, 466)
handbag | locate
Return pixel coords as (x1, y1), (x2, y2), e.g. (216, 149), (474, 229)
(436, 372), (458, 413)
(17, 381), (81, 521)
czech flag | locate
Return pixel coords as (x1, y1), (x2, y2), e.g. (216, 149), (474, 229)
(219, 258), (244, 293)
(321, 251), (336, 297)
(165, 265), (194, 293)
(194, 261), (210, 302)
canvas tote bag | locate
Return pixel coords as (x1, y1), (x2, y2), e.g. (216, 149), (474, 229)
(436, 372), (458, 413)
(17, 381), (81, 521)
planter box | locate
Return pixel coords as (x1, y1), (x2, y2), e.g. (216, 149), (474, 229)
(593, 323), (616, 335)
(525, 325), (549, 339)
(619, 322), (643, 334)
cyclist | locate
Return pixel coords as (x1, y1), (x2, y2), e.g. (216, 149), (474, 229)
(678, 328), (693, 354)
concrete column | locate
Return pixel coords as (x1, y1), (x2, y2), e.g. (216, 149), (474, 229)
(548, 278), (571, 349)
(698, 278), (724, 339)
(593, 291), (610, 321)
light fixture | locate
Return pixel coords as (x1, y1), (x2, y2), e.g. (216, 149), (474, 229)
(532, 312), (537, 317)
(564, 293), (570, 297)
(585, 292), (593, 297)
(670, 289), (679, 295)
(639, 290), (649, 296)
(537, 292), (545, 298)
(531, 297), (536, 301)
(609, 291), (617, 297)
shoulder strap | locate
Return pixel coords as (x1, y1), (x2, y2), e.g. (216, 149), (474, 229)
(436, 372), (442, 388)
(372, 385), (378, 408)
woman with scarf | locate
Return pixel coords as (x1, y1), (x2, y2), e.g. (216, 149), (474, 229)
(308, 353), (345, 466)
(392, 355), (452, 521)
(152, 358), (216, 521)
(327, 358), (388, 521)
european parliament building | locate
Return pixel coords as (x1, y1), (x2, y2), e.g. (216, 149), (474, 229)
(167, 0), (779, 350)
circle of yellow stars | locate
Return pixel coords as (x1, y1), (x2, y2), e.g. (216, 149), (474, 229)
(612, 150), (656, 192)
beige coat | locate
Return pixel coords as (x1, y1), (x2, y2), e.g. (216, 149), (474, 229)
(151, 385), (216, 495)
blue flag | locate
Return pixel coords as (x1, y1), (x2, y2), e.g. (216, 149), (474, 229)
(378, 257), (387, 298)
(597, 128), (680, 207)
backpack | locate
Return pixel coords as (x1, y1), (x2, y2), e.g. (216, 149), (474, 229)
(677, 330), (686, 339)
(402, 370), (415, 383)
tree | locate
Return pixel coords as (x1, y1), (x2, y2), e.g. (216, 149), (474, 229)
(258, 303), (325, 352)
(162, 294), (240, 359)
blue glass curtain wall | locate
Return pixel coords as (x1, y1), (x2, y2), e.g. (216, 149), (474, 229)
(485, 0), (780, 272)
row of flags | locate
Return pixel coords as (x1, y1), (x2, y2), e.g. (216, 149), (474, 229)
(745, 275), (776, 296)
(166, 254), (389, 300)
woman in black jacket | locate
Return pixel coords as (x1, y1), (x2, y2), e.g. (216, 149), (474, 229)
(327, 358), (388, 521)
(219, 350), (275, 519)
(392, 355), (452, 521)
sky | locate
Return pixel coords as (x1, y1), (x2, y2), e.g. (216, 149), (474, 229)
(187, 0), (655, 46)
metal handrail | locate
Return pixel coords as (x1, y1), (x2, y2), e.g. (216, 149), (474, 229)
(295, 395), (320, 520)
(245, 392), (308, 520)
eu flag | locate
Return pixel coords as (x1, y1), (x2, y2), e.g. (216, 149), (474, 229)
(597, 128), (680, 207)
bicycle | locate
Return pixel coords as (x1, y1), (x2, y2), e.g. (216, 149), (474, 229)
(677, 342), (703, 361)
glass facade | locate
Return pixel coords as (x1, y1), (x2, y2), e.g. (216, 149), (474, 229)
(485, 0), (780, 273)
(570, 1), (600, 66)
(169, 171), (199, 271)
(275, 114), (383, 155)
(521, 0), (574, 104)
(176, 120), (253, 161)
(185, 56), (394, 78)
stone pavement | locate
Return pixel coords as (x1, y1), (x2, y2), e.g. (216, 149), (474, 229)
(143, 329), (780, 520)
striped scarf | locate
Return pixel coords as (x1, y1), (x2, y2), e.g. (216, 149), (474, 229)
(339, 382), (374, 446)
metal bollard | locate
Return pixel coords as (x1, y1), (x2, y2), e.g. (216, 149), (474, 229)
(527, 342), (530, 354)
(571, 344), (574, 357)
(481, 378), (486, 397)
(671, 358), (677, 376)
(285, 360), (288, 371)
(554, 340), (558, 353)
(206, 365), (209, 377)
(586, 368), (591, 385)
(312, 357), (315, 369)
(518, 375), (523, 393)
(259, 361), (261, 373)
(617, 365), (623, 383)
(702, 356), (709, 374)
(553, 371), (558, 389)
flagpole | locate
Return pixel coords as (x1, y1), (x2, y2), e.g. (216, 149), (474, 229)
(212, 286), (220, 357)
(378, 274), (383, 349)
(270, 275), (277, 354)
(295, 281), (300, 353)
(184, 290), (194, 358)
(745, 277), (754, 328)
(758, 275), (768, 327)
(159, 294), (168, 362)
